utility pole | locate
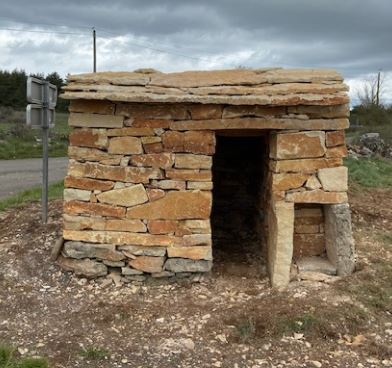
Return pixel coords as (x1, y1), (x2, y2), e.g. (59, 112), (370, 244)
(93, 27), (97, 72)
(376, 70), (380, 107)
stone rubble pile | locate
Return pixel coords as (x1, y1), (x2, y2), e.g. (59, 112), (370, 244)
(59, 68), (355, 287)
(348, 132), (392, 159)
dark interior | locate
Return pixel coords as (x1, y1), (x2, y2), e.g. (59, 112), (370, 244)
(211, 132), (268, 278)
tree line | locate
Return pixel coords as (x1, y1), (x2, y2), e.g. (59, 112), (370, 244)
(0, 69), (69, 112)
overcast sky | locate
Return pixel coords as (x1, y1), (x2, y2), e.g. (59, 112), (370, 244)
(1, 0), (391, 104)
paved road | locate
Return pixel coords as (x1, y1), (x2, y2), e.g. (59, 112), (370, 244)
(0, 157), (68, 199)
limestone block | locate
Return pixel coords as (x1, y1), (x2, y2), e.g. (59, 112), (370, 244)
(64, 200), (126, 218)
(108, 137), (143, 154)
(69, 128), (108, 149)
(183, 220), (211, 234)
(270, 158), (342, 174)
(57, 256), (107, 278)
(318, 167), (348, 192)
(146, 188), (165, 201)
(296, 256), (337, 275)
(96, 184), (148, 207)
(64, 176), (115, 191)
(68, 146), (111, 162)
(164, 258), (212, 273)
(69, 113), (123, 128)
(105, 219), (147, 232)
(325, 146), (348, 158)
(305, 176), (322, 190)
(293, 234), (325, 258)
(295, 224), (320, 234)
(126, 191), (212, 220)
(286, 190), (348, 204)
(116, 103), (188, 120)
(129, 256), (165, 273)
(271, 173), (309, 191)
(132, 119), (171, 128)
(175, 154), (212, 169)
(148, 220), (178, 234)
(63, 241), (125, 261)
(119, 245), (166, 257)
(267, 201), (294, 288)
(270, 131), (326, 159)
(182, 234), (212, 246)
(107, 127), (154, 136)
(69, 100), (115, 115)
(121, 267), (143, 276)
(63, 189), (91, 202)
(151, 179), (186, 190)
(287, 104), (349, 119)
(324, 203), (355, 276)
(130, 153), (174, 168)
(167, 246), (212, 260)
(143, 142), (163, 153)
(162, 131), (215, 154)
(188, 104), (223, 120)
(63, 230), (178, 246)
(222, 106), (286, 119)
(165, 169), (212, 181)
(326, 130), (345, 147)
(187, 181), (213, 190)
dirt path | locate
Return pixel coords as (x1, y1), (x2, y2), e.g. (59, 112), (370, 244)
(0, 188), (391, 367)
(0, 157), (68, 199)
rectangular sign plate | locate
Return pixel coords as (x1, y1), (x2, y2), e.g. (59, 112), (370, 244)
(27, 77), (44, 104)
(26, 104), (55, 129)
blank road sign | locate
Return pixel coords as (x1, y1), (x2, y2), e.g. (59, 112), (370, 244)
(27, 76), (57, 107)
(26, 104), (55, 129)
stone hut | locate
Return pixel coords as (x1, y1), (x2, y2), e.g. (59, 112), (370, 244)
(59, 68), (355, 287)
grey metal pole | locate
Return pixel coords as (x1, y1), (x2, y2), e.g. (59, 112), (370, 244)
(42, 82), (49, 223)
(93, 28), (97, 72)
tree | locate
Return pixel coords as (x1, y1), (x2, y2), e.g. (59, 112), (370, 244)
(357, 71), (385, 107)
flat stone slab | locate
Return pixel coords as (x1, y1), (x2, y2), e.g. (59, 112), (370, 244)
(296, 256), (337, 276)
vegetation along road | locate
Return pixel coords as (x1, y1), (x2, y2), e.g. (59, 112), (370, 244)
(0, 157), (68, 199)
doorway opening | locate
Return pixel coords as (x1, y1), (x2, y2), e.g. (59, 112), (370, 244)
(211, 131), (268, 278)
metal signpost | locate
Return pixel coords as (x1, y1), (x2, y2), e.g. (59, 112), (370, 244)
(26, 77), (57, 223)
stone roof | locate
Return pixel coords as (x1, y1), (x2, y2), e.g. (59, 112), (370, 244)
(61, 68), (349, 106)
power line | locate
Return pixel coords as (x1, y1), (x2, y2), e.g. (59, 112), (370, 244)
(0, 27), (88, 36)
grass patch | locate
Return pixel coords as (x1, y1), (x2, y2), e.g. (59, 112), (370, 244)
(0, 181), (63, 212)
(0, 110), (69, 160)
(0, 344), (48, 368)
(235, 317), (256, 343)
(79, 347), (109, 360)
(345, 157), (392, 188)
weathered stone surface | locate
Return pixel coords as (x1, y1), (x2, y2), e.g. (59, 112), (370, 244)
(69, 100), (115, 114)
(270, 131), (326, 159)
(325, 145), (348, 158)
(121, 267), (143, 276)
(103, 260), (125, 267)
(96, 184), (148, 207)
(68, 161), (162, 183)
(69, 113), (123, 128)
(175, 154), (212, 169)
(326, 130), (345, 147)
(164, 258), (212, 272)
(268, 201), (294, 288)
(170, 118), (349, 131)
(120, 245), (166, 257)
(167, 246), (212, 260)
(271, 173), (309, 191)
(318, 167), (348, 192)
(183, 220), (211, 234)
(162, 131), (215, 154)
(63, 215), (147, 232)
(129, 256), (165, 273)
(116, 103), (188, 120)
(63, 188), (91, 202)
(63, 241), (125, 261)
(296, 256), (337, 275)
(295, 224), (320, 234)
(69, 128), (108, 149)
(108, 137), (143, 154)
(64, 176), (114, 191)
(188, 104), (223, 120)
(64, 201), (126, 218)
(107, 127), (154, 136)
(151, 179), (186, 190)
(286, 190), (348, 203)
(305, 176), (322, 190)
(165, 169), (212, 181)
(126, 191), (212, 220)
(293, 234), (326, 258)
(148, 220), (178, 234)
(324, 203), (355, 276)
(143, 142), (163, 153)
(130, 153), (174, 168)
(57, 256), (107, 278)
(151, 271), (174, 278)
(63, 230), (177, 246)
(141, 136), (161, 145)
(100, 157), (123, 166)
(146, 188), (165, 201)
(132, 119), (171, 129)
(287, 104), (349, 119)
(187, 181), (213, 190)
(270, 158), (343, 174)
(222, 106), (286, 119)
(182, 234), (212, 246)
(68, 146), (111, 162)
